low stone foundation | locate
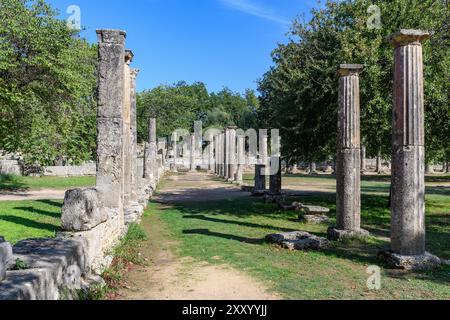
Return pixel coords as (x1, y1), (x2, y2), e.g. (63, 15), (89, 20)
(378, 250), (441, 271)
(266, 231), (330, 251)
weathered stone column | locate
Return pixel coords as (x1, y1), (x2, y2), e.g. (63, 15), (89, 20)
(360, 145), (367, 174)
(328, 64), (369, 240)
(171, 133), (179, 172)
(144, 118), (157, 183)
(214, 135), (219, 175)
(236, 133), (245, 184)
(122, 50), (133, 207)
(309, 162), (318, 175)
(129, 68), (139, 202)
(96, 29), (126, 213)
(228, 127), (237, 181)
(208, 135), (215, 172)
(189, 134), (196, 172)
(380, 30), (440, 270)
(269, 136), (282, 198)
(220, 133), (225, 178)
(223, 129), (229, 179)
(253, 130), (267, 195)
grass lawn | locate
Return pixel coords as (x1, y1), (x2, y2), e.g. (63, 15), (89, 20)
(0, 174), (95, 191)
(149, 174), (450, 300)
(0, 200), (62, 244)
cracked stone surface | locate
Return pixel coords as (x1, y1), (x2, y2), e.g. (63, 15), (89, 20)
(266, 231), (330, 251)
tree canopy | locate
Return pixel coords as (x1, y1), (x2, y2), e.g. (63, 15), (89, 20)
(136, 82), (259, 141)
(0, 0), (97, 166)
(258, 0), (449, 165)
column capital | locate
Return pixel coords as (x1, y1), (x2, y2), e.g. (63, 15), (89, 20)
(338, 64), (364, 77)
(125, 49), (134, 64)
(387, 29), (430, 47)
(96, 29), (126, 43)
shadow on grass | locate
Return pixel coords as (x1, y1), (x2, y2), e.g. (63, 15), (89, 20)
(0, 215), (59, 232)
(35, 200), (63, 209)
(13, 206), (61, 219)
(0, 174), (29, 192)
(183, 229), (265, 245)
(183, 214), (299, 233)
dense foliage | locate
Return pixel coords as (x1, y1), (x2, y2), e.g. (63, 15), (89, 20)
(0, 0), (97, 166)
(136, 82), (259, 141)
(258, 0), (449, 166)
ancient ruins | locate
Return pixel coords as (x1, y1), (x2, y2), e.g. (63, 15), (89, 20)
(0, 28), (443, 300)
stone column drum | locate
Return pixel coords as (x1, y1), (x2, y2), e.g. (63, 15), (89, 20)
(379, 30), (440, 270)
(328, 64), (369, 240)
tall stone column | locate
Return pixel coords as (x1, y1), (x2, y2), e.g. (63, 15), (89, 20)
(269, 136), (282, 198)
(189, 134), (196, 172)
(228, 127), (237, 181)
(360, 145), (367, 174)
(172, 133), (178, 172)
(380, 30), (440, 270)
(328, 64), (368, 240)
(208, 135), (215, 172)
(144, 118), (157, 184)
(214, 135), (219, 175)
(253, 130), (267, 195)
(122, 50), (133, 207)
(224, 129), (229, 179)
(96, 29), (126, 213)
(236, 133), (245, 184)
(220, 133), (225, 178)
(129, 68), (139, 202)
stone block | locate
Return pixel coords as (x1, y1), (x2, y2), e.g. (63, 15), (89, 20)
(0, 239), (14, 282)
(266, 231), (330, 251)
(61, 188), (107, 232)
(301, 214), (330, 225)
(301, 205), (330, 215)
(327, 227), (370, 240)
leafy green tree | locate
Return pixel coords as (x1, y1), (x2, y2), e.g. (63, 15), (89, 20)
(0, 0), (97, 166)
(258, 0), (449, 165)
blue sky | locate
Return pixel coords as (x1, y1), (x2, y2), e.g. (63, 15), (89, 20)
(48, 0), (319, 93)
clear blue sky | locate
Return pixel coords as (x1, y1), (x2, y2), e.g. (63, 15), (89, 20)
(48, 0), (319, 94)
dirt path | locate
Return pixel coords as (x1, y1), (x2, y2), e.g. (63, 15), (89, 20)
(0, 189), (66, 201)
(119, 172), (280, 300)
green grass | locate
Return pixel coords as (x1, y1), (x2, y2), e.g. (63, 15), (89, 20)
(100, 223), (148, 300)
(0, 200), (62, 243)
(0, 174), (95, 192)
(149, 175), (450, 300)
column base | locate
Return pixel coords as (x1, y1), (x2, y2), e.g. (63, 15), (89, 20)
(327, 227), (370, 240)
(251, 189), (267, 197)
(264, 193), (285, 204)
(378, 250), (441, 271)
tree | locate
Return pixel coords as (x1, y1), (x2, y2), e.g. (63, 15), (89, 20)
(258, 0), (449, 166)
(0, 0), (98, 166)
